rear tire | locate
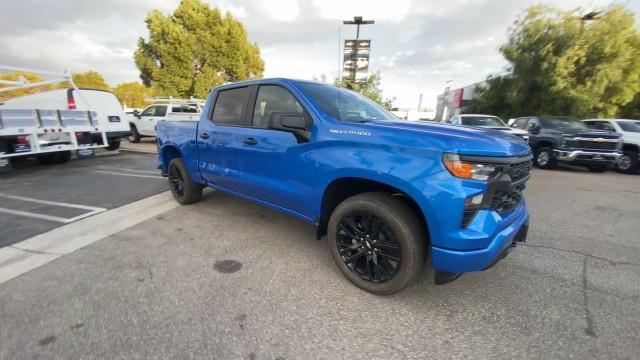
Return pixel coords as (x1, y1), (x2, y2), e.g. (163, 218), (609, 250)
(128, 125), (141, 143)
(534, 147), (555, 169)
(168, 157), (203, 205)
(106, 139), (121, 151)
(587, 165), (609, 173)
(37, 153), (61, 165)
(328, 192), (426, 295)
(615, 150), (638, 174)
(57, 151), (71, 164)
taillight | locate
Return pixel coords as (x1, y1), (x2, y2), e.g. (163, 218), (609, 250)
(67, 93), (76, 109)
(16, 135), (29, 144)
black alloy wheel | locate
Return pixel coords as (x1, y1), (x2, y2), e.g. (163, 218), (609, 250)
(168, 162), (185, 199)
(336, 211), (402, 283)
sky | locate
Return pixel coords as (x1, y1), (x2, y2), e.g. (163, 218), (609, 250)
(1, 0), (638, 109)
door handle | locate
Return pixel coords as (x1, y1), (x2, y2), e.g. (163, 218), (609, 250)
(244, 138), (258, 145)
(200, 132), (210, 140)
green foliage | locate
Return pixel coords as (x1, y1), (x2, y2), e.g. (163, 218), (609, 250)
(134, 0), (264, 99)
(336, 72), (395, 110)
(468, 4), (640, 119)
(72, 71), (111, 91)
(113, 82), (151, 108)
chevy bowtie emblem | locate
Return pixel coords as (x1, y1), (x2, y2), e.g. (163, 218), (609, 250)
(595, 138), (604, 142)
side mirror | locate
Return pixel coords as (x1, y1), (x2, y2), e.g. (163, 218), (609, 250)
(529, 125), (540, 135)
(268, 112), (312, 143)
(133, 110), (141, 119)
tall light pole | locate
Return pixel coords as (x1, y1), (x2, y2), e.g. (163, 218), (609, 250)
(342, 16), (375, 82)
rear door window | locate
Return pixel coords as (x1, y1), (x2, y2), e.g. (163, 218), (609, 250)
(212, 87), (251, 126)
(155, 105), (167, 117)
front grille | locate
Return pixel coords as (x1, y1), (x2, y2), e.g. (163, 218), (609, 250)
(566, 139), (617, 151)
(492, 183), (526, 213)
(491, 159), (531, 215)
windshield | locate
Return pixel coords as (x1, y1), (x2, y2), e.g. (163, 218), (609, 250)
(617, 120), (640, 133)
(461, 116), (506, 127)
(295, 81), (396, 123)
(540, 116), (588, 130)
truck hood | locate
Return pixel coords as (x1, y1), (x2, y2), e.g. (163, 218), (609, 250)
(479, 126), (529, 135)
(365, 120), (531, 157)
(621, 131), (640, 144)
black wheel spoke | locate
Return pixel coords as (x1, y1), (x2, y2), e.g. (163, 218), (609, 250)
(338, 222), (357, 238)
(377, 252), (401, 262)
(344, 250), (367, 264)
(335, 210), (402, 283)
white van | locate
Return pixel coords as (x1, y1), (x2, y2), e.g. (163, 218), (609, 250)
(0, 88), (129, 150)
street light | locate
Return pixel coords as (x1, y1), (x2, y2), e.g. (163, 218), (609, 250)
(342, 16), (375, 39)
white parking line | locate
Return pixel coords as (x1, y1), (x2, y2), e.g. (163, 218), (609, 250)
(0, 193), (106, 212)
(0, 191), (180, 284)
(0, 208), (69, 223)
(101, 167), (159, 175)
(0, 193), (106, 223)
(91, 170), (164, 179)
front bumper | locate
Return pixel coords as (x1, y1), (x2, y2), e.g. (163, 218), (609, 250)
(554, 149), (621, 163)
(431, 203), (529, 273)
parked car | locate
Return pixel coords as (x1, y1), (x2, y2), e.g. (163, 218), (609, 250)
(1, 88), (129, 150)
(127, 99), (202, 143)
(156, 79), (532, 295)
(583, 119), (640, 173)
(510, 116), (622, 172)
(445, 114), (530, 142)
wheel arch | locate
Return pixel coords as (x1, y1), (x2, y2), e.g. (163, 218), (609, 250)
(159, 145), (183, 173)
(316, 177), (430, 244)
(622, 143), (639, 153)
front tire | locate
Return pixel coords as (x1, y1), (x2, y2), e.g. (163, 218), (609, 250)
(128, 125), (141, 143)
(534, 146), (556, 169)
(616, 150), (638, 174)
(328, 192), (426, 295)
(106, 139), (121, 151)
(167, 157), (203, 205)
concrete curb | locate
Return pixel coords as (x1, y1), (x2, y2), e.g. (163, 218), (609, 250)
(0, 191), (179, 285)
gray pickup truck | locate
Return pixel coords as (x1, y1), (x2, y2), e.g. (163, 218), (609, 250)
(510, 116), (622, 172)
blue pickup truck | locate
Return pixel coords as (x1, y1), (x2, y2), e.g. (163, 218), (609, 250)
(156, 79), (532, 294)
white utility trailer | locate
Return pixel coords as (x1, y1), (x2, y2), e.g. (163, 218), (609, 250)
(0, 65), (108, 170)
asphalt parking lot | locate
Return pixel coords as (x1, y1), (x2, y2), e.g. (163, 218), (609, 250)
(0, 151), (167, 247)
(0, 167), (639, 359)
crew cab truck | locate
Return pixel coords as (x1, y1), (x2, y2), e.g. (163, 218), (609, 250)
(510, 116), (622, 172)
(583, 119), (640, 173)
(156, 79), (532, 295)
(128, 98), (202, 143)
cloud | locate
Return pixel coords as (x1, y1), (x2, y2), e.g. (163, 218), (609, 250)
(1, 0), (637, 109)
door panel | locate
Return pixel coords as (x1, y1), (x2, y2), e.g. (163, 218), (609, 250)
(197, 84), (314, 219)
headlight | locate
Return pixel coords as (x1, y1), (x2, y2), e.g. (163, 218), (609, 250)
(443, 153), (500, 181)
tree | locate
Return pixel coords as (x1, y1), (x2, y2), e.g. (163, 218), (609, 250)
(336, 72), (395, 110)
(134, 0), (264, 99)
(113, 82), (151, 108)
(72, 71), (111, 91)
(0, 71), (57, 101)
(468, 4), (640, 119)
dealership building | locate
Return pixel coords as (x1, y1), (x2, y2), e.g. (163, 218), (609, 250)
(434, 80), (485, 122)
